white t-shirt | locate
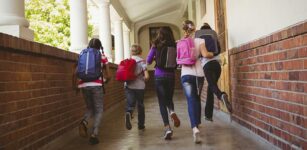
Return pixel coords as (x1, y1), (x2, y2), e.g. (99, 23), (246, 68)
(181, 38), (205, 77)
(125, 55), (147, 89)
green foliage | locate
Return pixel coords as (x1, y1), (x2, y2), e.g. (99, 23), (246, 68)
(25, 0), (93, 50)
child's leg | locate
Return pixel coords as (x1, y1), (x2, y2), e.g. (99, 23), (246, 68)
(125, 88), (136, 113)
(136, 89), (145, 128)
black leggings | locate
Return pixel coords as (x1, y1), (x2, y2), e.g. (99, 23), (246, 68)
(203, 60), (223, 119)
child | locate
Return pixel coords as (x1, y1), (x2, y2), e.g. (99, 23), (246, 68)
(125, 44), (149, 130)
(147, 27), (181, 140)
(76, 38), (111, 145)
(178, 20), (205, 144)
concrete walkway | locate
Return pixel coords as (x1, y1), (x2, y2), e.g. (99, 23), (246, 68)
(41, 90), (276, 150)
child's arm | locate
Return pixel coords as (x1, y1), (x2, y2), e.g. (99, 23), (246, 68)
(103, 63), (111, 83)
(200, 42), (214, 58)
(146, 47), (156, 65)
(144, 70), (149, 82)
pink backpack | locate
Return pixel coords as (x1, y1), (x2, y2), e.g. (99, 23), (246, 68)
(176, 37), (196, 65)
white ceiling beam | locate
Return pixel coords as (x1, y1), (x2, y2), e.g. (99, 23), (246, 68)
(109, 0), (132, 29)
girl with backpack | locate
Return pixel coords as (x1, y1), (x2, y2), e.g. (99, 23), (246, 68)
(198, 23), (232, 122)
(177, 20), (205, 143)
(75, 38), (111, 145)
(147, 27), (181, 140)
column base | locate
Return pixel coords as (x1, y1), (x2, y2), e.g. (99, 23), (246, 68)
(0, 25), (33, 41)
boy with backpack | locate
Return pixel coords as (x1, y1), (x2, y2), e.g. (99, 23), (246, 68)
(121, 44), (149, 130)
(75, 38), (111, 145)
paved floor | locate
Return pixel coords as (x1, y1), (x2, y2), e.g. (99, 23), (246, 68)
(42, 90), (276, 150)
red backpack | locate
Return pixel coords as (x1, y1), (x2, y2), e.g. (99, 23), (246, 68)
(116, 58), (137, 82)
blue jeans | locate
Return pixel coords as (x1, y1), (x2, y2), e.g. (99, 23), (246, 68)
(81, 86), (104, 136)
(155, 76), (175, 126)
(125, 88), (145, 127)
(181, 75), (204, 128)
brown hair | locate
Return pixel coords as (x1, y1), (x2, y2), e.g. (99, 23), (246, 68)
(182, 20), (195, 37)
(152, 26), (176, 49)
(130, 44), (142, 55)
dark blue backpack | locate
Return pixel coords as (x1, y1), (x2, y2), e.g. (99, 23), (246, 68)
(195, 29), (221, 56)
(77, 48), (102, 82)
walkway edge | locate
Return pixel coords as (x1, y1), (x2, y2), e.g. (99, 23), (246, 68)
(39, 100), (126, 150)
(213, 109), (280, 150)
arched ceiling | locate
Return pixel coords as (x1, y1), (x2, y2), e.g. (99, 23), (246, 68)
(115, 0), (187, 23)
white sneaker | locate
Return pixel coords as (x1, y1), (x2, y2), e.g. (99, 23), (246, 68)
(193, 129), (201, 144)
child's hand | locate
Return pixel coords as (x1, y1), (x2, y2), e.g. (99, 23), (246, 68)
(144, 71), (149, 82)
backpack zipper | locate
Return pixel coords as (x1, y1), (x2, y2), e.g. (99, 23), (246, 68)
(85, 51), (89, 75)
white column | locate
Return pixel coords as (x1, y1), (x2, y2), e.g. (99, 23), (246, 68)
(114, 19), (124, 64)
(98, 1), (112, 62)
(0, 0), (33, 40)
(123, 29), (131, 59)
(69, 0), (88, 53)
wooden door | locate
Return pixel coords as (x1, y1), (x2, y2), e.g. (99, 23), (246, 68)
(215, 0), (231, 112)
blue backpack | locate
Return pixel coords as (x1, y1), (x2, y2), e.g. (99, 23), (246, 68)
(195, 29), (221, 56)
(77, 48), (102, 82)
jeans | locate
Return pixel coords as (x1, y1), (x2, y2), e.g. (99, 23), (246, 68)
(155, 76), (175, 126)
(181, 75), (204, 128)
(125, 88), (145, 127)
(203, 60), (223, 119)
(81, 86), (104, 136)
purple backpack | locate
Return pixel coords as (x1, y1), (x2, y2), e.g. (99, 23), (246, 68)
(176, 37), (196, 65)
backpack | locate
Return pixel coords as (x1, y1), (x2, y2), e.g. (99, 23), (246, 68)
(77, 48), (102, 82)
(116, 58), (138, 82)
(155, 46), (177, 69)
(176, 37), (196, 65)
(195, 29), (221, 56)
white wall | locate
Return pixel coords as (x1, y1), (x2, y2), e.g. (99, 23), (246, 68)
(226, 0), (307, 49)
(199, 0), (215, 30)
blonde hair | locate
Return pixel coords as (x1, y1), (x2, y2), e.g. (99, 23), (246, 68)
(130, 44), (142, 55)
(182, 20), (195, 37)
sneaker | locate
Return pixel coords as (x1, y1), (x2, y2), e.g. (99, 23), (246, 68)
(221, 93), (233, 113)
(170, 112), (180, 127)
(89, 136), (99, 145)
(204, 117), (213, 122)
(138, 125), (145, 130)
(163, 128), (173, 140)
(193, 130), (201, 144)
(125, 112), (132, 130)
(78, 120), (88, 138)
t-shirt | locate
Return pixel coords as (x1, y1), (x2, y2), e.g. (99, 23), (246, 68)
(125, 55), (147, 89)
(181, 38), (205, 77)
(78, 52), (108, 88)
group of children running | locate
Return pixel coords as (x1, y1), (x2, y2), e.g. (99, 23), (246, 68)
(75, 20), (233, 145)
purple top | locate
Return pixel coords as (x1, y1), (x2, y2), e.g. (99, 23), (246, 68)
(147, 47), (175, 77)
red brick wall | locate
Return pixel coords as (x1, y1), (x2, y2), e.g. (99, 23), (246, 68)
(0, 33), (125, 149)
(229, 21), (307, 149)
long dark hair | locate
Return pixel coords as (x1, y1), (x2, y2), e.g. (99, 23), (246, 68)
(88, 38), (103, 51)
(152, 27), (176, 49)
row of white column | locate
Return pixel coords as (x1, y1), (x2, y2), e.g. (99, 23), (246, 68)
(0, 0), (130, 64)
